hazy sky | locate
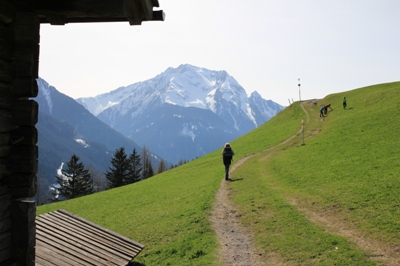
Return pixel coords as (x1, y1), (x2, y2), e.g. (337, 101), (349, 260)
(38, 0), (400, 106)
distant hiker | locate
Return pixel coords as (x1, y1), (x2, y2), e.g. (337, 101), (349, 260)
(320, 106), (325, 117)
(343, 97), (347, 109)
(324, 104), (332, 115)
(222, 143), (235, 180)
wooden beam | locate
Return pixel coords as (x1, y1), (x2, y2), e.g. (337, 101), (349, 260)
(140, 0), (154, 20)
(0, 160), (11, 182)
(10, 200), (35, 265)
(0, 58), (14, 86)
(124, 0), (141, 25)
(10, 100), (38, 126)
(0, 0), (16, 24)
(152, 9), (165, 22)
(124, 0), (164, 25)
(36, 0), (164, 25)
(36, 0), (126, 23)
(11, 126), (38, 146)
(0, 110), (14, 133)
(4, 173), (37, 198)
(44, 14), (67, 25)
(11, 77), (38, 98)
(151, 0), (160, 8)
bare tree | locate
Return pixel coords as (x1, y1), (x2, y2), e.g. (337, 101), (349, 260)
(141, 146), (154, 179)
(89, 166), (106, 192)
(156, 158), (167, 174)
(36, 171), (52, 206)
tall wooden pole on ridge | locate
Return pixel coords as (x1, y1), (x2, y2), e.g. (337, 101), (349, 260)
(298, 78), (301, 102)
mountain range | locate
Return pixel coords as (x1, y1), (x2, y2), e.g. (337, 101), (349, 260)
(35, 64), (284, 193)
(77, 64), (284, 163)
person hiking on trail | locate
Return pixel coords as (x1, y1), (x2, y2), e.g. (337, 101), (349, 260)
(320, 106), (325, 117)
(222, 143), (235, 180)
(324, 104), (332, 115)
(343, 97), (347, 109)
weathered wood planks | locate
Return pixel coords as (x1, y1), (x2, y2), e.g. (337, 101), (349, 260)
(36, 210), (145, 266)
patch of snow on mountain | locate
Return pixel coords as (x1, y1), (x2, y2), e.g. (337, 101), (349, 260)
(77, 85), (135, 115)
(75, 138), (89, 148)
(180, 123), (196, 141)
(161, 65), (224, 110)
(94, 101), (120, 116)
(186, 99), (206, 109)
(164, 80), (207, 109)
(43, 86), (53, 114)
(56, 162), (64, 178)
(164, 82), (187, 106)
(206, 89), (217, 112)
(246, 104), (257, 126)
(225, 107), (239, 131)
(51, 162), (67, 200)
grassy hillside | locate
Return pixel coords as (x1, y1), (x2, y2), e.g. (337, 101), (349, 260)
(231, 82), (400, 265)
(37, 82), (400, 265)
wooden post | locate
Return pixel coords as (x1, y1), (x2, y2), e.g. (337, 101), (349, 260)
(5, 0), (39, 264)
(0, 0), (16, 24)
(0, 0), (16, 264)
(10, 200), (35, 265)
(0, 186), (12, 264)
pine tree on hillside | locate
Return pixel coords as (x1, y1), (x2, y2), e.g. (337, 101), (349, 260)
(52, 154), (93, 201)
(105, 147), (130, 189)
(126, 148), (142, 184)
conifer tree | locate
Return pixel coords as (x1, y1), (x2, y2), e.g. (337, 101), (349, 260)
(52, 154), (93, 201)
(105, 147), (130, 189)
(126, 148), (142, 184)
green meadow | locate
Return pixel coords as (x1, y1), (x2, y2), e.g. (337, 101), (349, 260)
(37, 82), (400, 265)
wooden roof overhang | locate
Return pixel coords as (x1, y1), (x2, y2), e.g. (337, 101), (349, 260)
(35, 209), (145, 265)
(35, 0), (165, 25)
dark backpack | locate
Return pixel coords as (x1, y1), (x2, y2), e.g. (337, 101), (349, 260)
(223, 147), (233, 164)
(224, 148), (233, 157)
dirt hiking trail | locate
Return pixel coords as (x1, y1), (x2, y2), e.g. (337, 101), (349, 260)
(210, 100), (399, 266)
(210, 101), (311, 265)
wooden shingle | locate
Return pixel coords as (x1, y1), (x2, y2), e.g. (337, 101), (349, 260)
(35, 209), (144, 266)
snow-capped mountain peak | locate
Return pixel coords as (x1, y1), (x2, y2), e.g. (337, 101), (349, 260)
(77, 64), (266, 125)
(76, 64), (284, 163)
